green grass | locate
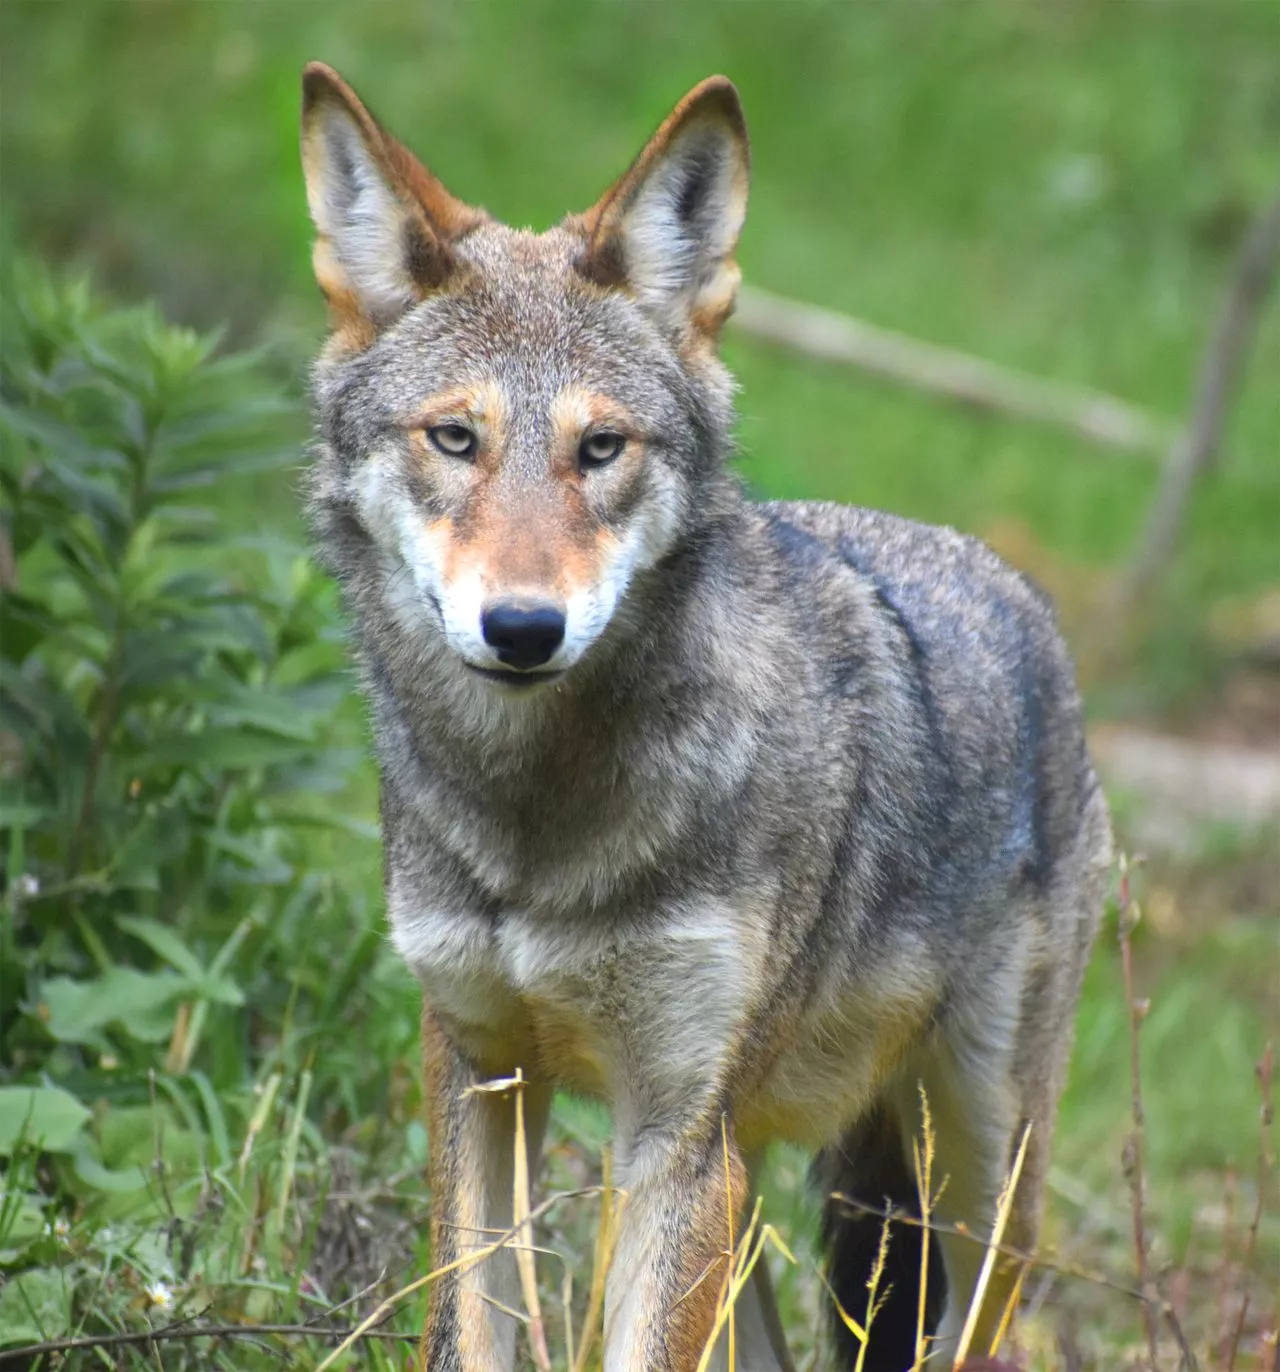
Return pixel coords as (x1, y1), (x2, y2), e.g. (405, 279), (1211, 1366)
(1, 0), (1278, 1365)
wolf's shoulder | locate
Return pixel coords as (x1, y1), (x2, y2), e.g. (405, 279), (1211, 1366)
(748, 503), (1095, 888)
(751, 499), (1060, 656)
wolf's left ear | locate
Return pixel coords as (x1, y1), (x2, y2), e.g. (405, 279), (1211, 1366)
(579, 77), (749, 339)
(300, 63), (485, 341)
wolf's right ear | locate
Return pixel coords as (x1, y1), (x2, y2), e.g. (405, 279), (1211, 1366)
(578, 77), (749, 340)
(300, 63), (485, 343)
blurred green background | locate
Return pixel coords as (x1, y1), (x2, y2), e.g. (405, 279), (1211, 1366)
(5, 0), (1280, 696)
(2, 0), (1277, 1364)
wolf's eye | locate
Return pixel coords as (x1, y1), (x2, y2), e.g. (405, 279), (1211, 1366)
(579, 431), (625, 469)
(427, 424), (477, 459)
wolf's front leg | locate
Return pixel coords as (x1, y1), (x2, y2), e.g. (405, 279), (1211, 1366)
(419, 1008), (552, 1372)
(603, 1118), (749, 1372)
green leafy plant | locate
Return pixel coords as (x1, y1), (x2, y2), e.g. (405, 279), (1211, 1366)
(0, 266), (405, 1353)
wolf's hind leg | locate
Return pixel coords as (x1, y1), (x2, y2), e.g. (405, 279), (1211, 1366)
(908, 847), (1109, 1362)
(818, 1104), (947, 1372)
(896, 998), (1053, 1365)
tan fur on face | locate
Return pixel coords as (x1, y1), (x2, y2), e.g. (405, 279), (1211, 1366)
(405, 382), (629, 605)
(407, 381), (509, 472)
(450, 511), (616, 605)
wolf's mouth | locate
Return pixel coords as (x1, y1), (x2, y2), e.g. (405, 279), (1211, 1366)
(463, 663), (564, 691)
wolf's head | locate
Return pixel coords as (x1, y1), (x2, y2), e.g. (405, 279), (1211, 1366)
(301, 65), (749, 693)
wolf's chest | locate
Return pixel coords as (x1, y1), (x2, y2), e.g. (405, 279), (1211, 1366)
(389, 901), (757, 1106)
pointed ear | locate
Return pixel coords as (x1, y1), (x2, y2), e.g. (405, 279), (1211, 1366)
(579, 77), (749, 338)
(300, 62), (485, 341)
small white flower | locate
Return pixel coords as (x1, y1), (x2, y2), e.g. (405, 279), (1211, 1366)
(14, 873), (39, 899)
(47, 1216), (70, 1243)
(145, 1280), (173, 1309)
(1045, 153), (1108, 209)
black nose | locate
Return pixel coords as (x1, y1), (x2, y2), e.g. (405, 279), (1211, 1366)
(481, 601), (566, 671)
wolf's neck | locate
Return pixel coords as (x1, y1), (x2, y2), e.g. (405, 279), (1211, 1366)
(361, 509), (769, 903)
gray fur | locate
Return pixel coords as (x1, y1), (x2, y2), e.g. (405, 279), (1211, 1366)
(303, 71), (1111, 1372)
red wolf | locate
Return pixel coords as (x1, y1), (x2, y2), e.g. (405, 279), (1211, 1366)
(300, 64), (1112, 1371)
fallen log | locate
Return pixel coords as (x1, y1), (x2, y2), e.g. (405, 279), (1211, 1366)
(731, 285), (1175, 456)
(1088, 723), (1280, 847)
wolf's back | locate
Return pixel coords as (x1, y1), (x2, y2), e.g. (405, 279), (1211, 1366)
(755, 499), (1104, 908)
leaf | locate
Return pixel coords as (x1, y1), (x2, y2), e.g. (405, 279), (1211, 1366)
(71, 1140), (148, 1193)
(272, 638), (348, 686)
(94, 1105), (204, 1198)
(146, 726), (315, 770)
(0, 590), (57, 664)
(115, 915), (204, 980)
(0, 1086), (91, 1155)
(150, 447), (300, 492)
(188, 1070), (231, 1168)
(0, 800), (52, 830)
(153, 395), (295, 454)
(0, 661), (81, 743)
(0, 1192), (47, 1259)
(0, 397), (127, 469)
(209, 686), (320, 741)
(205, 830), (293, 884)
(193, 972), (245, 1007)
(40, 967), (187, 1045)
(0, 1266), (73, 1346)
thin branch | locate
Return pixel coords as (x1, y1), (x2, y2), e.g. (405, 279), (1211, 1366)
(1215, 1166), (1240, 1370)
(1115, 188), (1280, 609)
(731, 285), (1174, 455)
(954, 1121), (1032, 1366)
(1227, 1042), (1275, 1372)
(1118, 857), (1161, 1371)
(826, 1193), (1145, 1305)
(1158, 1270), (1202, 1372)
(0, 1320), (417, 1366)
(314, 1184), (607, 1372)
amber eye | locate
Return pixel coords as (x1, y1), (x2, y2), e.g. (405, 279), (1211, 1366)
(427, 423), (477, 459)
(578, 431), (625, 469)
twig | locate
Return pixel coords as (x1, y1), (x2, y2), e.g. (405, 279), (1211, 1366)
(314, 1184), (605, 1372)
(1218, 1166), (1241, 1370)
(1158, 1270), (1202, 1372)
(912, 1082), (941, 1370)
(511, 1070), (551, 1371)
(1115, 188), (1280, 610)
(854, 1210), (890, 1372)
(695, 1201), (796, 1372)
(572, 1151), (621, 1372)
(460, 1072), (551, 1368)
(1057, 1324), (1085, 1372)
(826, 1192), (1147, 1305)
(721, 1113), (738, 1371)
(954, 1121), (1032, 1367)
(1118, 856), (1161, 1371)
(731, 285), (1174, 455)
(0, 1321), (418, 1365)
(1228, 1043), (1276, 1372)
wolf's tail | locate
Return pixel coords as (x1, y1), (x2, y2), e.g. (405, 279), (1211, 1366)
(817, 1105), (946, 1371)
